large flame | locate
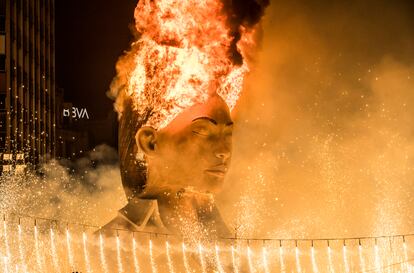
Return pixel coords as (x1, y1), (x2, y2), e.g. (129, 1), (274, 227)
(118, 0), (255, 129)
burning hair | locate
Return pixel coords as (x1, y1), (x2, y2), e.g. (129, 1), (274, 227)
(108, 0), (269, 200)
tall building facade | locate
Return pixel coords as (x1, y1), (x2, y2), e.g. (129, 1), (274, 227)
(0, 0), (56, 166)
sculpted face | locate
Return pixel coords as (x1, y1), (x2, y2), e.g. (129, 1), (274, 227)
(136, 94), (233, 193)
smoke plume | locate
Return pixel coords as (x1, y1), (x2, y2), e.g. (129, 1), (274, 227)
(0, 144), (125, 227)
(218, 0), (414, 239)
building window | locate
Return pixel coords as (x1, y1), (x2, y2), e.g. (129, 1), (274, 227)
(0, 110), (5, 130)
(0, 73), (4, 92)
(0, 94), (5, 110)
(0, 16), (5, 33)
(0, 0), (5, 14)
(0, 54), (5, 72)
(0, 34), (4, 54)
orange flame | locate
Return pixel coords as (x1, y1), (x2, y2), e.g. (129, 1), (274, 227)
(117, 0), (256, 129)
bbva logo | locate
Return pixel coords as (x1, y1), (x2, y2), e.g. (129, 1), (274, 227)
(63, 107), (90, 119)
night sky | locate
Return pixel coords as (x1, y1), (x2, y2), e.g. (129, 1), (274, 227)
(56, 0), (414, 119)
(55, 0), (137, 120)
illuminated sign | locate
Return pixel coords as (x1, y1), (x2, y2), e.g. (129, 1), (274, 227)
(63, 107), (90, 119)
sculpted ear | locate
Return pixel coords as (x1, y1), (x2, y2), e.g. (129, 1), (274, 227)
(135, 126), (157, 157)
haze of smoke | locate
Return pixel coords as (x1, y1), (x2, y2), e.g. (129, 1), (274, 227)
(0, 144), (125, 227)
(219, 0), (414, 239)
(13, 0), (412, 242)
(221, 0), (270, 65)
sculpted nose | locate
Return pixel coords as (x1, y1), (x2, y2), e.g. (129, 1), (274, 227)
(215, 133), (232, 161)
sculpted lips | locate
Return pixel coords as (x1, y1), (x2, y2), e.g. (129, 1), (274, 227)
(204, 165), (228, 177)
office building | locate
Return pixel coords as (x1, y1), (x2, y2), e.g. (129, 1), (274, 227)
(0, 0), (56, 168)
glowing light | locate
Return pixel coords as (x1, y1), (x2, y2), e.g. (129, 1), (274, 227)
(295, 245), (302, 273)
(4, 214), (414, 272)
(358, 243), (365, 272)
(132, 237), (141, 273)
(99, 233), (109, 273)
(50, 228), (61, 273)
(166, 241), (175, 273)
(279, 244), (286, 273)
(343, 244), (349, 273)
(17, 224), (27, 273)
(262, 245), (270, 273)
(247, 245), (255, 273)
(149, 239), (157, 273)
(374, 242), (382, 273)
(3, 218), (10, 270)
(403, 240), (412, 273)
(403, 240), (413, 273)
(327, 245), (335, 273)
(311, 245), (318, 273)
(198, 243), (206, 273)
(215, 244), (225, 273)
(3, 256), (9, 273)
(116, 235), (124, 273)
(35, 225), (44, 272)
(82, 232), (92, 273)
(65, 228), (74, 270)
(115, 0), (251, 129)
(231, 245), (239, 273)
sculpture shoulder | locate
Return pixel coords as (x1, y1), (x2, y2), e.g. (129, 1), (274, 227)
(97, 214), (138, 237)
(96, 198), (168, 237)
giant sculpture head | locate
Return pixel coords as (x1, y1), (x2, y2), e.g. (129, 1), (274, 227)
(136, 93), (233, 194)
(109, 0), (269, 201)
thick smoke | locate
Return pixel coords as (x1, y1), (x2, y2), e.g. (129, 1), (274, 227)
(218, 0), (414, 239)
(221, 0), (270, 64)
(0, 144), (125, 227)
(41, 0), (414, 241)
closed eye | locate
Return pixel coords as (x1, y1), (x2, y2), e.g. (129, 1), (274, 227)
(192, 128), (210, 136)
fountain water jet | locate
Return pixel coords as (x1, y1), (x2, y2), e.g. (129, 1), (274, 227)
(99, 233), (109, 273)
(358, 242), (366, 272)
(82, 232), (92, 273)
(3, 217), (11, 271)
(231, 245), (239, 273)
(34, 224), (44, 272)
(295, 244), (302, 273)
(403, 239), (412, 273)
(132, 237), (141, 273)
(198, 243), (206, 273)
(311, 245), (318, 273)
(17, 224), (27, 273)
(3, 213), (414, 272)
(342, 244), (349, 273)
(166, 241), (175, 273)
(50, 228), (61, 273)
(3, 256), (9, 273)
(247, 245), (255, 273)
(181, 242), (191, 273)
(215, 244), (225, 273)
(149, 239), (157, 273)
(262, 245), (270, 273)
(327, 244), (335, 273)
(279, 244), (286, 273)
(374, 240), (382, 273)
(65, 228), (74, 271)
(116, 234), (124, 273)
